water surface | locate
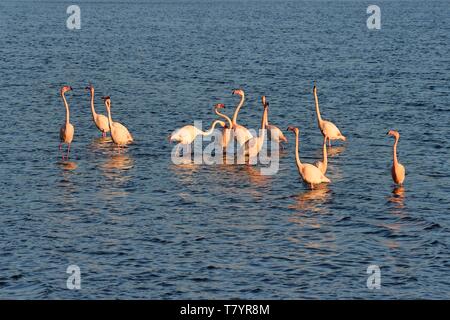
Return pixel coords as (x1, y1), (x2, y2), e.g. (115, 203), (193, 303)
(0, 0), (449, 299)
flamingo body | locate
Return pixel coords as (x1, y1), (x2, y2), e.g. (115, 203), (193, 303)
(60, 123), (74, 144)
(94, 114), (110, 135)
(300, 163), (331, 185)
(267, 124), (288, 144)
(169, 125), (201, 145)
(234, 124), (254, 146)
(110, 121), (133, 146)
(391, 163), (406, 185)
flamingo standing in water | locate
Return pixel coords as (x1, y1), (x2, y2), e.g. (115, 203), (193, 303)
(102, 96), (133, 152)
(287, 126), (331, 189)
(314, 135), (328, 174)
(387, 130), (406, 185)
(313, 82), (346, 146)
(86, 84), (109, 137)
(244, 97), (268, 159)
(59, 85), (74, 160)
(261, 96), (287, 147)
(231, 89), (253, 146)
(169, 119), (225, 156)
(214, 103), (233, 150)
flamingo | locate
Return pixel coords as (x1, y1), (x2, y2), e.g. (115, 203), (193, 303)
(214, 103), (233, 150)
(261, 96), (288, 147)
(101, 96), (133, 152)
(244, 97), (268, 159)
(86, 84), (109, 137)
(387, 130), (405, 185)
(169, 119), (225, 156)
(314, 135), (328, 174)
(287, 126), (331, 189)
(231, 89), (253, 146)
(59, 85), (74, 160)
(313, 82), (346, 146)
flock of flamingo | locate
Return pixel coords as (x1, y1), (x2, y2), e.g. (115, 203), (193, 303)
(59, 84), (133, 159)
(58, 82), (406, 189)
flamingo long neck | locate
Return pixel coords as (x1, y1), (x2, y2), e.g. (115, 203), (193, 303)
(62, 92), (70, 124)
(314, 87), (323, 125)
(322, 136), (328, 167)
(106, 103), (113, 131)
(393, 136), (399, 165)
(201, 120), (223, 136)
(258, 107), (268, 145)
(294, 131), (303, 171)
(215, 109), (232, 128)
(89, 91), (97, 119)
(232, 94), (245, 125)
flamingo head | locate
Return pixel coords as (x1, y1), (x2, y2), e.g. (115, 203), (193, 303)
(313, 81), (317, 93)
(101, 96), (111, 108)
(387, 130), (400, 139)
(60, 86), (72, 94)
(287, 126), (299, 134)
(215, 103), (225, 109)
(261, 95), (267, 106)
(232, 89), (244, 97)
(85, 84), (94, 93)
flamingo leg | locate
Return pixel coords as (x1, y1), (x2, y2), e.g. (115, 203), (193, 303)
(328, 138), (331, 147)
(310, 183), (314, 190)
(67, 143), (71, 159)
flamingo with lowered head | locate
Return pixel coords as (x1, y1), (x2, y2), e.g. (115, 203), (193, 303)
(261, 96), (288, 147)
(313, 82), (346, 147)
(59, 85), (74, 160)
(102, 96), (133, 152)
(387, 130), (405, 185)
(214, 103), (233, 150)
(86, 84), (109, 137)
(231, 89), (253, 146)
(287, 126), (331, 189)
(244, 97), (268, 159)
(314, 135), (328, 174)
(169, 119), (225, 156)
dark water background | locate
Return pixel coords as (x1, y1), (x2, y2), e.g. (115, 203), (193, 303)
(0, 0), (449, 299)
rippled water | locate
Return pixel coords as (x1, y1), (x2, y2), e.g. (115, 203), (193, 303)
(0, 0), (449, 299)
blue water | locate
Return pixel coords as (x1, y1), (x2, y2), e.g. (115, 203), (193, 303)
(0, 0), (449, 299)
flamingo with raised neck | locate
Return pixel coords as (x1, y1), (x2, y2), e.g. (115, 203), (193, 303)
(86, 84), (110, 137)
(102, 96), (133, 153)
(287, 126), (331, 189)
(313, 82), (346, 147)
(262, 96), (288, 147)
(387, 130), (405, 185)
(59, 85), (74, 160)
(214, 103), (233, 150)
(231, 89), (253, 146)
(169, 119), (225, 156)
(244, 97), (268, 159)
